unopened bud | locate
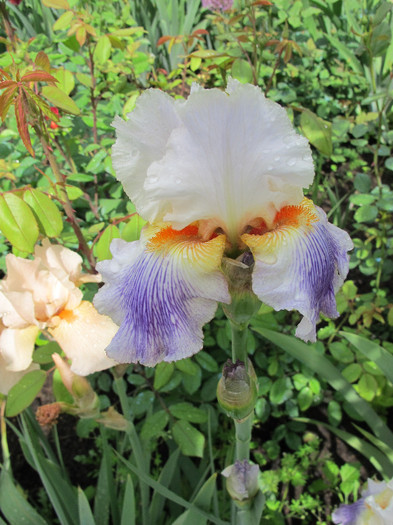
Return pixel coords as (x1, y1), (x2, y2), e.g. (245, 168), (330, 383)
(222, 256), (261, 325)
(217, 359), (258, 421)
(222, 460), (260, 506)
(52, 353), (99, 417)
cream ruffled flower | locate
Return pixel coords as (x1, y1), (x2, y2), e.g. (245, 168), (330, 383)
(94, 79), (353, 367)
(0, 239), (118, 394)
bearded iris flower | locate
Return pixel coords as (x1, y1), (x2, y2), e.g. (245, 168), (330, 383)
(94, 79), (352, 367)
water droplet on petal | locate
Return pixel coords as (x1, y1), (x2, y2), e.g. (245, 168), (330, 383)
(287, 158), (296, 167)
(275, 156), (280, 162)
(175, 178), (182, 185)
(149, 176), (158, 183)
(267, 165), (273, 171)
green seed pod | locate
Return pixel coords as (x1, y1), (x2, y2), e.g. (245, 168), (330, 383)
(217, 359), (258, 421)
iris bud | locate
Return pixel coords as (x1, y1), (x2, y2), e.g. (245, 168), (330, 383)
(222, 460), (260, 506)
(217, 359), (258, 421)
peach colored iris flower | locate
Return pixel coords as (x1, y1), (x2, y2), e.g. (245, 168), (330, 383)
(0, 240), (118, 394)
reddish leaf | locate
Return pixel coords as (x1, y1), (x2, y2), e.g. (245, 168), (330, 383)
(23, 86), (57, 120)
(0, 85), (17, 120)
(35, 52), (51, 73)
(192, 29), (209, 36)
(0, 68), (11, 81)
(76, 26), (87, 46)
(0, 80), (16, 90)
(157, 35), (172, 46)
(15, 94), (34, 157)
(252, 0), (272, 5)
(20, 70), (58, 84)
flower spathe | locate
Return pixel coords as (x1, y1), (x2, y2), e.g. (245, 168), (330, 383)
(332, 478), (393, 525)
(0, 240), (118, 393)
(94, 79), (353, 367)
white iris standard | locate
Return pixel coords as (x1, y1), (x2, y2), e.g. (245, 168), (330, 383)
(94, 79), (353, 366)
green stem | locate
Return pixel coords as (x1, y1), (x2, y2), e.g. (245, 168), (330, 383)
(231, 322), (248, 365)
(230, 322), (255, 525)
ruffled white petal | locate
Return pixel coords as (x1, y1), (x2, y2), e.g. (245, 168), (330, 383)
(94, 228), (230, 366)
(49, 301), (119, 376)
(0, 325), (40, 371)
(243, 199), (353, 342)
(112, 89), (182, 223)
(113, 79), (314, 244)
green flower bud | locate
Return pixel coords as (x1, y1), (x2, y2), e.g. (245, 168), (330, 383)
(217, 359), (258, 421)
(222, 460), (260, 506)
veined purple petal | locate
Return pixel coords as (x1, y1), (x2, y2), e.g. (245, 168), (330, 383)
(94, 227), (230, 366)
(332, 499), (365, 524)
(243, 198), (353, 342)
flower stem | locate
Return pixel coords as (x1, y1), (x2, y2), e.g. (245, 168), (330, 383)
(230, 321), (255, 525)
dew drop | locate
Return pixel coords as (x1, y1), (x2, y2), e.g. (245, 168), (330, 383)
(267, 165), (273, 171)
(149, 176), (158, 183)
(175, 178), (182, 185)
(274, 156), (280, 162)
(287, 158), (296, 167)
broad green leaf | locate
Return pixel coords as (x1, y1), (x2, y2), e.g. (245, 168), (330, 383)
(78, 488), (96, 525)
(195, 351), (219, 372)
(120, 476), (135, 525)
(354, 205), (378, 223)
(300, 109), (332, 156)
(342, 363), (362, 383)
(121, 214), (146, 242)
(140, 410), (169, 440)
(172, 420), (205, 457)
(129, 391), (154, 417)
(94, 225), (121, 260)
(54, 68), (75, 95)
(169, 402), (208, 423)
(65, 185), (84, 200)
(231, 58), (253, 84)
(269, 377), (291, 405)
(76, 72), (93, 89)
(23, 188), (63, 237)
(327, 400), (342, 426)
(0, 470), (48, 525)
(182, 365), (202, 395)
(0, 193), (39, 252)
(175, 358), (200, 375)
(329, 342), (353, 363)
(356, 374), (378, 402)
(297, 386), (313, 411)
(42, 85), (80, 115)
(53, 10), (73, 31)
(94, 36), (112, 64)
(341, 332), (393, 385)
(172, 474), (217, 525)
(153, 362), (174, 390)
(33, 341), (62, 365)
(6, 370), (46, 417)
